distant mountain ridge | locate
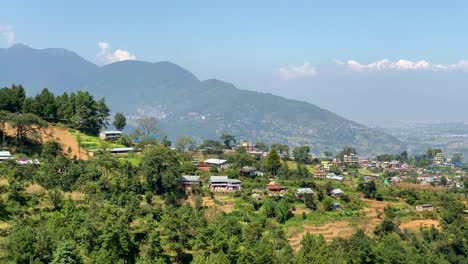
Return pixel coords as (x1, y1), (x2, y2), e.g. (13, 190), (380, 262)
(0, 44), (404, 155)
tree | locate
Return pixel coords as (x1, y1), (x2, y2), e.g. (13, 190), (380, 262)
(42, 141), (63, 160)
(176, 136), (195, 151)
(0, 84), (26, 113)
(51, 241), (81, 264)
(323, 197), (335, 211)
(137, 116), (158, 136)
(266, 149), (282, 176)
(271, 144), (289, 159)
(451, 153), (463, 163)
(0, 110), (11, 146)
(24, 88), (57, 120)
(255, 142), (269, 152)
(141, 145), (181, 194)
(48, 189), (64, 210)
(293, 146), (310, 164)
(336, 147), (356, 161)
(8, 113), (47, 148)
(220, 133), (236, 149)
(112, 113), (126, 131)
(358, 181), (378, 199)
(71, 91), (109, 135)
(275, 200), (290, 223)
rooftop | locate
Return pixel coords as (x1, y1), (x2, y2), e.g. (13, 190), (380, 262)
(332, 188), (343, 194)
(0, 151), (12, 157)
(205, 158), (228, 165)
(296, 188), (314, 194)
(100, 130), (123, 134)
(180, 175), (200, 182)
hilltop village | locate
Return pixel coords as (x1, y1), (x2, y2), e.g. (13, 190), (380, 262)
(0, 85), (467, 264)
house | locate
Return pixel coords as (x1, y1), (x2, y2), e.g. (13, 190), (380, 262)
(196, 162), (211, 172)
(266, 184), (288, 197)
(179, 175), (201, 190)
(296, 188), (314, 197)
(333, 202), (341, 211)
(362, 174), (379, 182)
(343, 154), (359, 164)
(0, 151), (13, 162)
(239, 140), (257, 151)
(240, 166), (264, 177)
(326, 173), (343, 181)
(99, 130), (123, 140)
(331, 188), (343, 198)
(416, 204), (434, 212)
(204, 158), (230, 169)
(17, 158), (40, 165)
(109, 147), (135, 154)
(209, 176), (241, 192)
(321, 160), (331, 170)
(434, 152), (445, 164)
(314, 168), (326, 178)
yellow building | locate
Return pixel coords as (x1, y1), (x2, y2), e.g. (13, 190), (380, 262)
(435, 152), (444, 164)
(321, 160), (331, 170)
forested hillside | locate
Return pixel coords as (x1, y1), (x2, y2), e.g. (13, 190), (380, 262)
(0, 86), (466, 264)
(0, 44), (404, 155)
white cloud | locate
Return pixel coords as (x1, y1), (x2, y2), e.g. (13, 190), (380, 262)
(0, 24), (15, 45)
(275, 62), (317, 80)
(341, 59), (468, 72)
(96, 41), (136, 64)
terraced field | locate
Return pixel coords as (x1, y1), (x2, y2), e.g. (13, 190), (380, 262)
(288, 199), (401, 251)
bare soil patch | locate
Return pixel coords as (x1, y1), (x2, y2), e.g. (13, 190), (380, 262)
(4, 124), (88, 160)
(399, 219), (441, 231)
(25, 184), (44, 193)
(396, 183), (445, 191)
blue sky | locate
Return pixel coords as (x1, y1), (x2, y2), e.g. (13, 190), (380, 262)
(1, 1), (468, 123)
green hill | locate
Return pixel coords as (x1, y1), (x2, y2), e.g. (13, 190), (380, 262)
(0, 45), (404, 155)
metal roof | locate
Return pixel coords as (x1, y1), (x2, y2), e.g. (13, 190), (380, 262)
(181, 175), (200, 182)
(100, 130), (123, 134)
(209, 176), (228, 183)
(0, 151), (12, 157)
(296, 188), (314, 194)
(332, 189), (343, 194)
(204, 158), (228, 165)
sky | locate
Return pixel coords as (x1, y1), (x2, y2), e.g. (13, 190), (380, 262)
(1, 0), (468, 124)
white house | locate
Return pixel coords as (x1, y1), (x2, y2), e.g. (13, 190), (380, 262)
(99, 130), (123, 140)
(0, 151), (13, 162)
(331, 188), (343, 198)
(204, 158), (230, 169)
(296, 188), (314, 196)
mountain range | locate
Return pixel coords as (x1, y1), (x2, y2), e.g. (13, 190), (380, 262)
(0, 44), (404, 155)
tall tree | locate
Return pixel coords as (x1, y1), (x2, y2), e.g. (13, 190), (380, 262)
(137, 116), (158, 136)
(176, 136), (195, 151)
(71, 91), (109, 135)
(8, 113), (47, 149)
(0, 85), (26, 113)
(112, 113), (126, 131)
(293, 146), (310, 164)
(141, 145), (181, 194)
(220, 133), (236, 149)
(255, 142), (269, 152)
(266, 148), (282, 176)
(51, 241), (81, 264)
(451, 153), (463, 163)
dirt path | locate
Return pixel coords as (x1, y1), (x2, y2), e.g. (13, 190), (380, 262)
(5, 124), (88, 160)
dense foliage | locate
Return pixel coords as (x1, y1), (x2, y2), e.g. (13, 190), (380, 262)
(0, 85), (109, 135)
